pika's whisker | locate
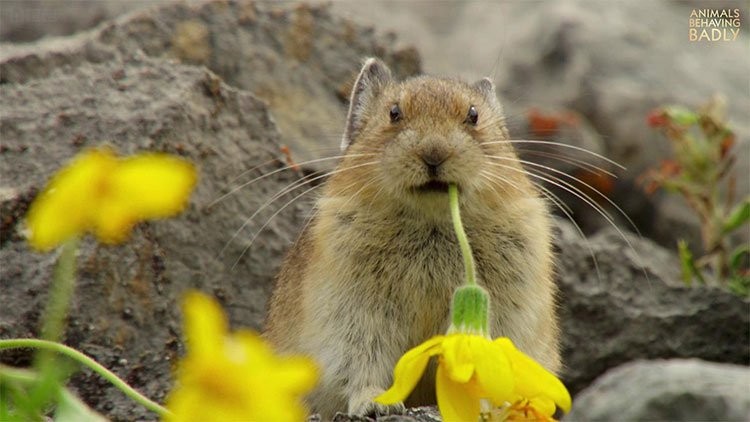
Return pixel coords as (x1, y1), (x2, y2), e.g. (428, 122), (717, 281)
(210, 153), (378, 207)
(233, 167), (377, 270)
(219, 170), (320, 258)
(232, 183), (323, 270)
(227, 160), (380, 266)
(535, 183), (572, 223)
(479, 169), (524, 196)
(481, 164), (604, 284)
(482, 139), (625, 170)
(515, 148), (617, 178)
(487, 155), (642, 240)
(485, 160), (649, 283)
(486, 160), (618, 231)
(532, 181), (603, 282)
(227, 157), (284, 185)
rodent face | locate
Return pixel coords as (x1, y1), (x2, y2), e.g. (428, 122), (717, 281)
(333, 74), (526, 216)
(378, 79), (494, 197)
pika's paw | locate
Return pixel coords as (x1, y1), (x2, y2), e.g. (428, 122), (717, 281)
(348, 386), (406, 417)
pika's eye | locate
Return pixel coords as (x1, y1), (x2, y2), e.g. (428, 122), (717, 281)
(465, 105), (478, 125)
(389, 104), (402, 123)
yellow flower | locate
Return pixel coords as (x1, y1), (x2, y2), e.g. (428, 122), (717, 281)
(376, 334), (571, 422)
(164, 292), (319, 422)
(25, 147), (197, 251)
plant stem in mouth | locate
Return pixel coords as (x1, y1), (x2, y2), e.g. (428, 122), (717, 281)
(449, 183), (476, 286)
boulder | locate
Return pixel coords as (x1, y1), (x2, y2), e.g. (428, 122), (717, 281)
(0, 0), (150, 43)
(555, 218), (750, 395)
(0, 0), (421, 165)
(565, 359), (750, 421)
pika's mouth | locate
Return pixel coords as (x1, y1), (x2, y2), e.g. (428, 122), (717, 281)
(413, 180), (450, 194)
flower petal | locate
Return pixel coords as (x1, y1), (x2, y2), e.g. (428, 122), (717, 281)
(239, 332), (318, 395)
(273, 355), (320, 395)
(25, 147), (197, 249)
(441, 334), (477, 383)
(93, 153), (196, 243)
(110, 153), (197, 220)
(167, 293), (319, 422)
(376, 335), (444, 404)
(473, 337), (514, 402)
(495, 338), (572, 413)
(93, 199), (137, 244)
(436, 361), (481, 422)
(183, 291), (227, 357)
(26, 148), (116, 250)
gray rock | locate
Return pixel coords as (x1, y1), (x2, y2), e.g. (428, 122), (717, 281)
(0, 0), (155, 43)
(565, 359), (750, 422)
(0, 0), (421, 165)
(555, 218), (750, 396)
(314, 406), (441, 422)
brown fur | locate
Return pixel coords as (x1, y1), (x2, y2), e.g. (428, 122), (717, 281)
(265, 59), (560, 419)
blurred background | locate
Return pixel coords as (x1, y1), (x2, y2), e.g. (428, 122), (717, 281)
(3, 0), (748, 250)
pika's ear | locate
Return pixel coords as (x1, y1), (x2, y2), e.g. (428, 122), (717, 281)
(472, 77), (500, 107)
(341, 58), (393, 151)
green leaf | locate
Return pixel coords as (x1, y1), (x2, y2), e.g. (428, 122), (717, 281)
(728, 273), (750, 297)
(723, 198), (750, 235)
(678, 240), (695, 286)
(1, 380), (32, 421)
(55, 388), (108, 422)
(730, 245), (749, 271)
(728, 246), (750, 297)
(664, 106), (700, 126)
(678, 240), (707, 286)
(0, 365), (43, 421)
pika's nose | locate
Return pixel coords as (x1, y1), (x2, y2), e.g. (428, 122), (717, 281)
(420, 148), (450, 177)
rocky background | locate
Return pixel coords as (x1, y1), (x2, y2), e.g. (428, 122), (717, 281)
(1, 1), (748, 421)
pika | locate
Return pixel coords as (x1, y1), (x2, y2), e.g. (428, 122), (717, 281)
(264, 58), (560, 418)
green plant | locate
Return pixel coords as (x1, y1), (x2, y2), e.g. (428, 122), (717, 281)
(644, 95), (749, 295)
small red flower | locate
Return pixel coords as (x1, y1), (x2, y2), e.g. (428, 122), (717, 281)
(647, 109), (668, 127)
(720, 134), (735, 159)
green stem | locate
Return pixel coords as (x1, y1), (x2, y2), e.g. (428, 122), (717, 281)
(449, 183), (476, 286)
(0, 339), (170, 417)
(31, 237), (79, 410)
(40, 237), (79, 342)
